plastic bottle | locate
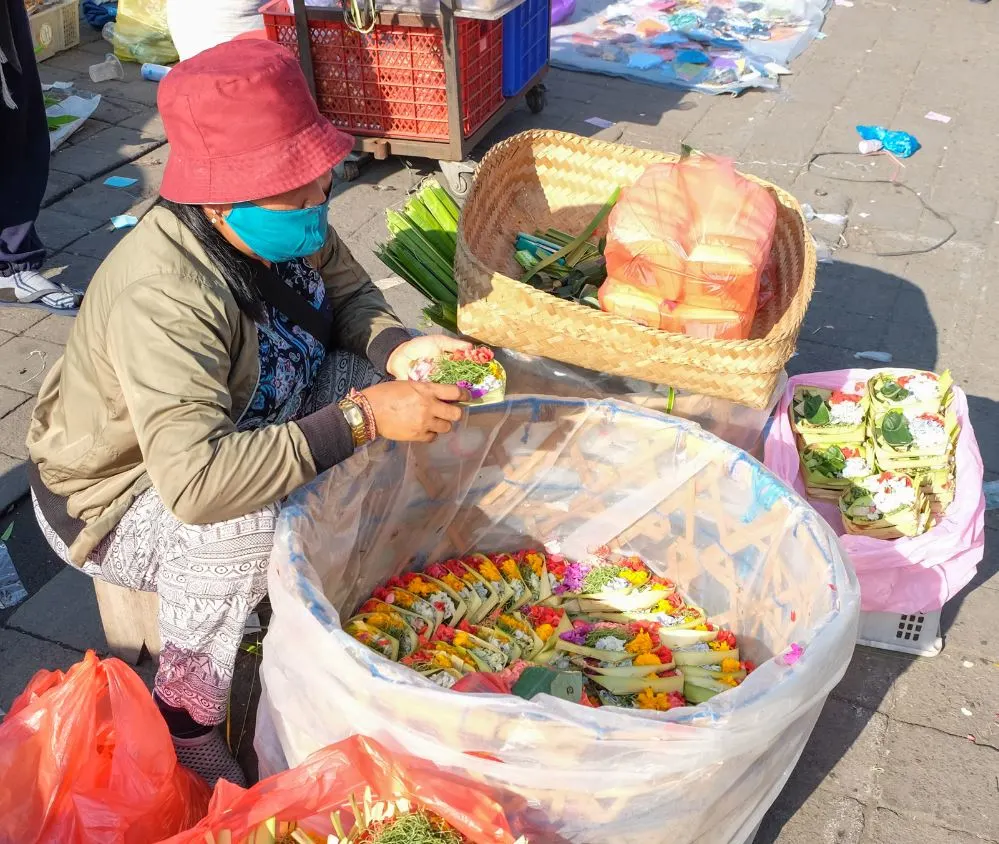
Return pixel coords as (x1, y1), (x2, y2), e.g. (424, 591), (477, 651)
(141, 63), (172, 82)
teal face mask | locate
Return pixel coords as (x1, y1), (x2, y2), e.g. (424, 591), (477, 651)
(225, 194), (330, 263)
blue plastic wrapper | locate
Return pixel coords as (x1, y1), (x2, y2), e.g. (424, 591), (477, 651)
(856, 125), (921, 158)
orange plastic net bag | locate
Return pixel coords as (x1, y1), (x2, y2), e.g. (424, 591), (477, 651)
(600, 155), (777, 340)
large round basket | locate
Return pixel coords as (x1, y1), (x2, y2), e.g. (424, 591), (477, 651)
(455, 130), (816, 409)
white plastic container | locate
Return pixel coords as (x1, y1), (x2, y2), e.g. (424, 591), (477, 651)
(856, 610), (943, 657)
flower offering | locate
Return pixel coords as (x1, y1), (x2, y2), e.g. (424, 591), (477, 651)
(345, 548), (755, 710)
(409, 345), (507, 406)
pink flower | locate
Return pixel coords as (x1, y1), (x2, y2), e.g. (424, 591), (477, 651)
(409, 360), (433, 382)
(779, 642), (804, 666)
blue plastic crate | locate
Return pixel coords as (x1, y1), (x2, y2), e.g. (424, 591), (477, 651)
(502, 0), (550, 97)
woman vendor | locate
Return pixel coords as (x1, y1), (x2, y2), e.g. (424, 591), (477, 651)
(26, 39), (470, 787)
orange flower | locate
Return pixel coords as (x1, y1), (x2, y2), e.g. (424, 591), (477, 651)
(636, 688), (672, 711)
(535, 623), (555, 641)
(707, 640), (731, 652)
(625, 631), (654, 654)
(633, 653), (662, 666)
(720, 657), (741, 674)
(477, 561), (502, 582)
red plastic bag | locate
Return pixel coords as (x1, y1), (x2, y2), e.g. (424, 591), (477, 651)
(158, 735), (522, 843)
(600, 155), (777, 339)
(0, 650), (210, 843)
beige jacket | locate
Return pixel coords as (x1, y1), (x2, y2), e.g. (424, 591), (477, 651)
(27, 206), (405, 565)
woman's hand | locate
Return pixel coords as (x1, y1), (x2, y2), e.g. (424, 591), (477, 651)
(361, 381), (469, 443)
(385, 335), (473, 381)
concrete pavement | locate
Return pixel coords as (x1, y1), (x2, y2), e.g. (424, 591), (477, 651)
(1, 0), (997, 840)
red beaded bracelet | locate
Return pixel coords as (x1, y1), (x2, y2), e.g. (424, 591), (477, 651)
(349, 388), (378, 443)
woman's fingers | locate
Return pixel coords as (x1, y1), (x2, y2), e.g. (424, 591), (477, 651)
(427, 417), (453, 435)
(426, 382), (471, 405)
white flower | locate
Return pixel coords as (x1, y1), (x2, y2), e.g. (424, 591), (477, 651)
(842, 456), (871, 478)
(828, 401), (864, 426)
(903, 374), (940, 403)
(429, 591), (457, 620)
(430, 671), (457, 689)
(905, 411), (947, 449)
(479, 648), (506, 671)
(594, 635), (627, 651)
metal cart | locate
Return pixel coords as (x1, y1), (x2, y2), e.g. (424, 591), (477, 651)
(285, 0), (548, 194)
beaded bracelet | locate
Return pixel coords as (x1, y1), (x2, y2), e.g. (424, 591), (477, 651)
(349, 388), (378, 443)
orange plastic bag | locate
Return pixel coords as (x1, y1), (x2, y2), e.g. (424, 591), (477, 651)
(0, 650), (210, 843)
(600, 155), (777, 339)
(158, 735), (523, 843)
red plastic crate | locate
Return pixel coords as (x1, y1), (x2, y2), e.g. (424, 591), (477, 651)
(262, 0), (504, 142)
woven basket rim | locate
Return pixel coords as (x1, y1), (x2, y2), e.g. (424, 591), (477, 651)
(457, 129), (817, 353)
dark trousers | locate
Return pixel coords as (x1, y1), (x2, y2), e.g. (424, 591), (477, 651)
(0, 0), (48, 274)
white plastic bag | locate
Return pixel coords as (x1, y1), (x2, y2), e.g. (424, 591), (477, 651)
(257, 397), (859, 844)
(167, 0), (264, 60)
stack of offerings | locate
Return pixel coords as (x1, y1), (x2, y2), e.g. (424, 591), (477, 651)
(344, 548), (753, 712)
(792, 370), (956, 539)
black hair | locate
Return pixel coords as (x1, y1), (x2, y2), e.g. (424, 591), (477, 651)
(157, 198), (266, 323)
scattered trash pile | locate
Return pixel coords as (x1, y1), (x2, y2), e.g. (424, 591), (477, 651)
(550, 0), (829, 93)
(42, 83), (101, 151)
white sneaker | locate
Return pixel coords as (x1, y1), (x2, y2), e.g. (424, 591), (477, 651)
(0, 269), (81, 310)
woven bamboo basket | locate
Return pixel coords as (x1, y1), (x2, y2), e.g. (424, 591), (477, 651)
(455, 130), (816, 409)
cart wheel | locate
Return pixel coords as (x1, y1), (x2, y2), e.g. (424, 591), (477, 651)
(526, 84), (547, 115)
(337, 159), (361, 182)
(439, 160), (477, 199)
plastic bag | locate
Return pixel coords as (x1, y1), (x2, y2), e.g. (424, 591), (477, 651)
(167, 0), (264, 60)
(0, 650), (210, 843)
(763, 369), (985, 613)
(115, 0), (179, 64)
(255, 397), (860, 844)
(601, 156), (777, 340)
(490, 347), (786, 458)
(159, 735), (522, 843)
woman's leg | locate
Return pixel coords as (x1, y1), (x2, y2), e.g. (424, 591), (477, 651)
(33, 486), (276, 786)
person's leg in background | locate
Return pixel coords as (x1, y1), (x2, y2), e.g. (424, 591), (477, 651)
(33, 486), (275, 787)
(0, 0), (79, 309)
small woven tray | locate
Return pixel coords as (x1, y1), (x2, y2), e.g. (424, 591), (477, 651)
(455, 130), (816, 408)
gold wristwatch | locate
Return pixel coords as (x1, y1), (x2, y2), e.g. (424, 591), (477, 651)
(337, 398), (368, 448)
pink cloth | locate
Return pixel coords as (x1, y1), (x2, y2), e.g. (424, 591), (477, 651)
(763, 368), (985, 613)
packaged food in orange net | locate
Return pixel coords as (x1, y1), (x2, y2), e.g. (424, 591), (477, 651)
(600, 155), (777, 340)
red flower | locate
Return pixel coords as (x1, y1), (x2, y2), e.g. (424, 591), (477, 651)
(469, 346), (494, 364)
(918, 413), (943, 424)
(878, 471), (894, 482)
(433, 625), (456, 643)
(741, 661), (756, 673)
(666, 592), (684, 610)
(654, 645), (673, 663)
(840, 447), (859, 458)
(667, 692), (687, 709)
(830, 390), (862, 404)
(896, 376), (912, 387)
(547, 558), (567, 578)
(716, 630), (738, 648)
(457, 619), (473, 633)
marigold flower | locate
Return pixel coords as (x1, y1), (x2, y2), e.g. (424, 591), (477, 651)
(625, 631), (654, 654)
(636, 688), (673, 711)
(535, 623), (555, 641)
(621, 568), (650, 586)
(721, 657), (741, 674)
(633, 653), (662, 666)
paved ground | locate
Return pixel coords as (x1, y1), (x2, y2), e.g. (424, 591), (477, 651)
(1, 0), (997, 841)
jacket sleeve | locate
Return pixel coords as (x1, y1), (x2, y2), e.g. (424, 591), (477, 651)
(313, 225), (411, 373)
(106, 277), (321, 525)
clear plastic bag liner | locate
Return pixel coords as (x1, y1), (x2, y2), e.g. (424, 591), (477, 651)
(491, 347), (786, 457)
(256, 397), (859, 844)
(764, 369), (986, 613)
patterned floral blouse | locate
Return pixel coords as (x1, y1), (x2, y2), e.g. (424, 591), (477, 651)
(237, 259), (327, 431)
